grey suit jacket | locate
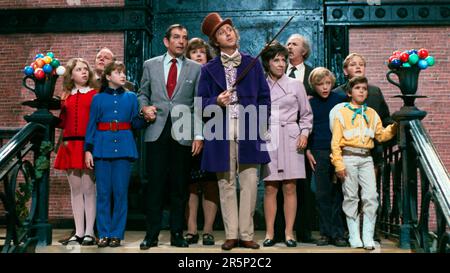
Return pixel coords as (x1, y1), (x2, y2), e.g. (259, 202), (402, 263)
(137, 54), (201, 146)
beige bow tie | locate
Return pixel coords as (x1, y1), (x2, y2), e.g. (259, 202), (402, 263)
(221, 53), (242, 68)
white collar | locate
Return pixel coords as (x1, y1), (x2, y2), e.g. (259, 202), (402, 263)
(164, 52), (184, 65)
(71, 86), (92, 95)
(288, 62), (305, 71)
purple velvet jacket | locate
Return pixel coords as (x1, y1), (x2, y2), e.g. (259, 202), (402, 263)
(198, 52), (271, 172)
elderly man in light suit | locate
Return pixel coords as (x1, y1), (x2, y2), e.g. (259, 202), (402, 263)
(137, 24), (202, 249)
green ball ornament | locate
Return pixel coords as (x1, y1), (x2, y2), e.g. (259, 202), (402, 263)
(50, 58), (60, 68)
(402, 62), (411, 68)
(408, 53), (419, 65)
(425, 56), (435, 67)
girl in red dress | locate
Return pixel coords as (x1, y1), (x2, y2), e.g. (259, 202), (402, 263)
(54, 58), (98, 245)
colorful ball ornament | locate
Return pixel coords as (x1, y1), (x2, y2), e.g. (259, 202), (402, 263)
(425, 56), (435, 67)
(388, 55), (398, 64)
(418, 59), (428, 69)
(392, 50), (401, 57)
(35, 53), (44, 60)
(56, 66), (66, 76)
(408, 53), (419, 65)
(35, 58), (45, 68)
(43, 56), (52, 64)
(399, 52), (410, 63)
(43, 64), (53, 74)
(402, 62), (411, 68)
(34, 68), (45, 80)
(418, 48), (429, 59)
(50, 58), (60, 68)
(23, 66), (34, 76)
(391, 58), (401, 68)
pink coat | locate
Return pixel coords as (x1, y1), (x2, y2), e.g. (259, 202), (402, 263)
(263, 74), (313, 181)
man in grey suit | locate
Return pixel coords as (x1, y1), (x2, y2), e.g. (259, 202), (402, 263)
(137, 24), (202, 249)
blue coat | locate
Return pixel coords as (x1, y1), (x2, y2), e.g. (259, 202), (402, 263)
(198, 52), (271, 172)
(85, 87), (146, 160)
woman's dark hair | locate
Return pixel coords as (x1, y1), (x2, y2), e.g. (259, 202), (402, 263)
(186, 37), (214, 62)
(346, 75), (368, 94)
(101, 61), (126, 91)
(260, 41), (289, 73)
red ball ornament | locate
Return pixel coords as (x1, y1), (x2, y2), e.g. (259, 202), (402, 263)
(30, 61), (38, 70)
(388, 55), (397, 63)
(399, 52), (410, 63)
(34, 68), (45, 80)
(418, 48), (429, 59)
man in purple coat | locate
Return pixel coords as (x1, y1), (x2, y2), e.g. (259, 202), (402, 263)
(198, 12), (271, 250)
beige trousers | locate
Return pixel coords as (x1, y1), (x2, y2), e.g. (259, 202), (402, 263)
(341, 155), (379, 221)
(217, 118), (258, 241)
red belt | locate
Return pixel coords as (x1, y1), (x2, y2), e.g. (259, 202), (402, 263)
(97, 121), (131, 131)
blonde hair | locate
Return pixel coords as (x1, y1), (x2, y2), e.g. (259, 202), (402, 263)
(308, 67), (336, 90)
(61, 58), (96, 99)
(343, 53), (367, 69)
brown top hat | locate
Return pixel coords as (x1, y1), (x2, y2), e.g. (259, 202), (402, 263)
(201, 12), (233, 38)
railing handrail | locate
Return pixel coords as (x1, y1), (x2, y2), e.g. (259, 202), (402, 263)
(409, 119), (450, 226)
(0, 122), (45, 171)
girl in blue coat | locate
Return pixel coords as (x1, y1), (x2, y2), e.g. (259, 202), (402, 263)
(84, 61), (146, 248)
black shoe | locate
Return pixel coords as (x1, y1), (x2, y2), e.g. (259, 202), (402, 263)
(333, 237), (349, 247)
(285, 239), (297, 247)
(61, 235), (83, 245)
(184, 233), (199, 244)
(316, 236), (330, 246)
(58, 230), (76, 244)
(263, 238), (276, 247)
(109, 237), (121, 247)
(81, 235), (96, 246)
(140, 236), (158, 250)
(97, 237), (110, 248)
(202, 233), (215, 246)
(171, 232), (189, 247)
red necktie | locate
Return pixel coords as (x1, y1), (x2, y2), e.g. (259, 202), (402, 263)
(166, 59), (177, 98)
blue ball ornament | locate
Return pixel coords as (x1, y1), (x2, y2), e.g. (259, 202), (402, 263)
(23, 66), (34, 76)
(391, 58), (401, 68)
(35, 53), (44, 60)
(418, 59), (428, 69)
(43, 64), (53, 74)
(46, 52), (54, 58)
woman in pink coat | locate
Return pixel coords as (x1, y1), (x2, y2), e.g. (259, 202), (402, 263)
(261, 42), (313, 247)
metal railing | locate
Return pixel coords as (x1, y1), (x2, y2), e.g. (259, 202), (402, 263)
(0, 122), (45, 253)
(377, 120), (450, 253)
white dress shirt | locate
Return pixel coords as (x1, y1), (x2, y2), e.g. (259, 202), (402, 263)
(286, 62), (305, 83)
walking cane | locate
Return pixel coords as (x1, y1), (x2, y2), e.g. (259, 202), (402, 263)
(232, 15), (295, 88)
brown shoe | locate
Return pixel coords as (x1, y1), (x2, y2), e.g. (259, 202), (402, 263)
(221, 239), (239, 250)
(239, 240), (260, 249)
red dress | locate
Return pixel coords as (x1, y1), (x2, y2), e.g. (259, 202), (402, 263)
(54, 88), (97, 170)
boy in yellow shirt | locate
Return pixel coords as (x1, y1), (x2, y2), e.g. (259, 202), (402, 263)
(331, 76), (397, 250)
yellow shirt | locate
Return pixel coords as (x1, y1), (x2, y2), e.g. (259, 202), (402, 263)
(331, 103), (397, 172)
